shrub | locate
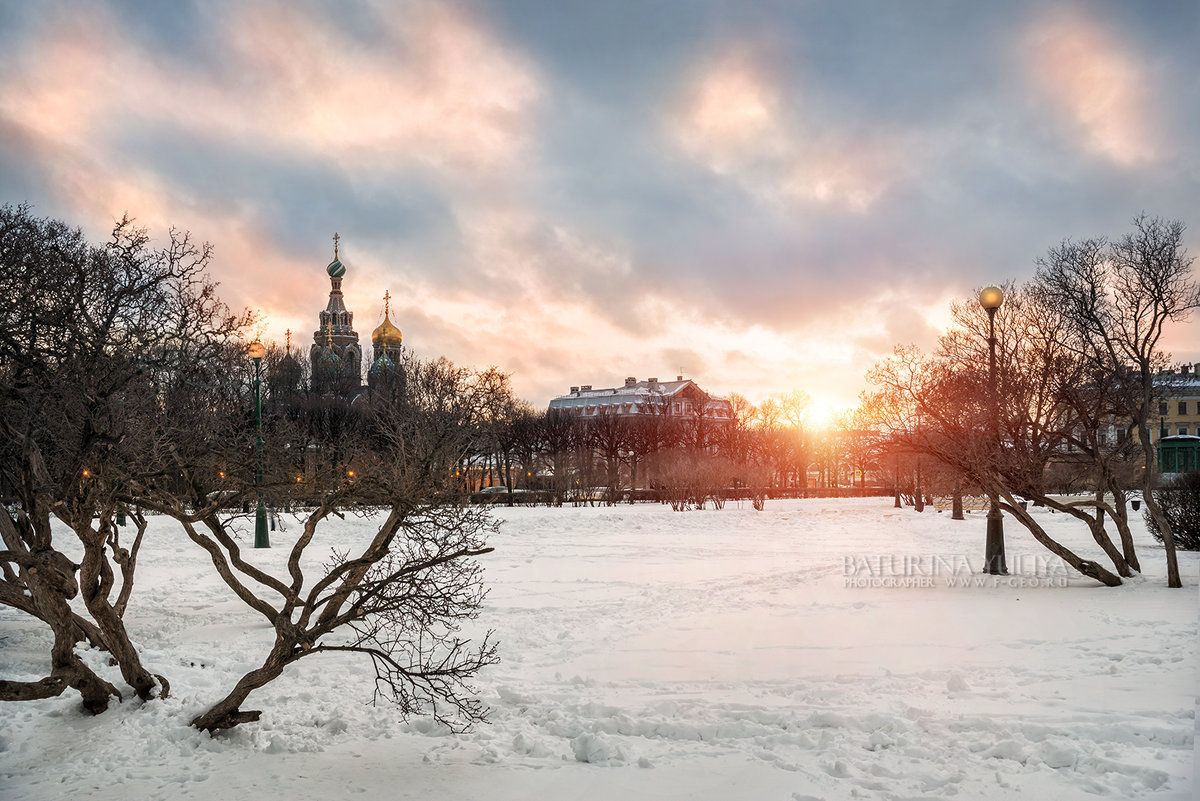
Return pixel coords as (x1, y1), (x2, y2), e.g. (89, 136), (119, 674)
(1145, 472), (1200, 551)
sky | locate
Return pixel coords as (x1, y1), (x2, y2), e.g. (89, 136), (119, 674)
(2, 0), (1198, 417)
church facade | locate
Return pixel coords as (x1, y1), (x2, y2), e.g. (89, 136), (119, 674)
(307, 235), (404, 398)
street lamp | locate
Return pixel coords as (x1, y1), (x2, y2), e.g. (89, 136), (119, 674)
(914, 455), (924, 512)
(979, 286), (1007, 574)
(248, 339), (270, 549)
(893, 451), (902, 508)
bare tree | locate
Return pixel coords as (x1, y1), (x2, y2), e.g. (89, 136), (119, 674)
(626, 394), (678, 495)
(941, 286), (1139, 578)
(584, 411), (631, 503)
(133, 357), (502, 732)
(0, 205), (252, 711)
(540, 409), (581, 505)
(866, 312), (1126, 587)
(1034, 215), (1200, 587)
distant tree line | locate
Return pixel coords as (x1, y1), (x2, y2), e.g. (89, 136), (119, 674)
(258, 344), (888, 509)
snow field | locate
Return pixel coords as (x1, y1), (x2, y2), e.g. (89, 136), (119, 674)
(0, 497), (1195, 800)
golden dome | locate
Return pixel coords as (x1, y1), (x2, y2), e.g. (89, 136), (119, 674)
(372, 312), (402, 347)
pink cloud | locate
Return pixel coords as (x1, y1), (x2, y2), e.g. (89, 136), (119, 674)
(669, 47), (900, 212)
(0, 0), (545, 355)
(0, 1), (542, 182)
(222, 1), (541, 174)
(673, 48), (784, 173)
(1023, 8), (1159, 165)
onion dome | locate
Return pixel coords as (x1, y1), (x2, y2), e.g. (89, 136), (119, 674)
(372, 312), (403, 347)
(277, 352), (302, 381)
(370, 351), (395, 374)
(327, 232), (346, 277)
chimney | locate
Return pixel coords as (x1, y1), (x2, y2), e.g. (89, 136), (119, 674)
(625, 376), (637, 387)
(580, 385), (592, 392)
(677, 375), (683, 382)
(647, 377), (658, 385)
(1183, 365), (1192, 376)
(570, 386), (579, 394)
(1194, 362), (1200, 376)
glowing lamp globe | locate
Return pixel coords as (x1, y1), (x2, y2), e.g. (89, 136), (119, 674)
(978, 286), (1004, 311)
(248, 340), (267, 360)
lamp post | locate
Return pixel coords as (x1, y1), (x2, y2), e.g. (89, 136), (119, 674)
(893, 451), (902, 508)
(248, 339), (270, 549)
(979, 286), (1007, 575)
(914, 455), (924, 512)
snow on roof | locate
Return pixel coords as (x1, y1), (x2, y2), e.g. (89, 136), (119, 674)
(548, 378), (732, 411)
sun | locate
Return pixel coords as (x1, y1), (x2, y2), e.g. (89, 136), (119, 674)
(805, 397), (841, 432)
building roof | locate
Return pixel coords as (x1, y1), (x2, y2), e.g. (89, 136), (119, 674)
(1153, 363), (1200, 386)
(371, 312), (402, 347)
(547, 377), (732, 413)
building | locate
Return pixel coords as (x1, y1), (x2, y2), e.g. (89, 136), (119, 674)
(307, 235), (405, 398)
(1152, 364), (1200, 440)
(547, 376), (733, 420)
(1152, 364), (1200, 477)
(1083, 365), (1200, 449)
(367, 290), (404, 394)
(310, 235), (362, 395)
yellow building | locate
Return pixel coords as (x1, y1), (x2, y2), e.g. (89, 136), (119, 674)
(1152, 365), (1200, 441)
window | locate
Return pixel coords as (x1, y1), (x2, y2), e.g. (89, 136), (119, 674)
(1159, 401), (1169, 415)
(1179, 425), (1190, 436)
(1180, 401), (1189, 415)
(672, 402), (681, 414)
(1160, 423), (1169, 438)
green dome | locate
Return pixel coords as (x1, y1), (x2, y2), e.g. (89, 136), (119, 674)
(327, 257), (346, 278)
(370, 352), (394, 374)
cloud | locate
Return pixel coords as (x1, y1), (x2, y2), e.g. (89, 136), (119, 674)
(1022, 7), (1159, 165)
(0, 0), (547, 344)
(220, 0), (541, 175)
(673, 48), (784, 174)
(669, 46), (902, 213)
(1, 0), (1196, 414)
(0, 1), (543, 209)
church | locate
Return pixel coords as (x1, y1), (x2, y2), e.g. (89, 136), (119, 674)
(306, 234), (404, 398)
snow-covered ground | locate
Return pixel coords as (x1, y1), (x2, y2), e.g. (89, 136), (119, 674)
(1, 497), (1196, 800)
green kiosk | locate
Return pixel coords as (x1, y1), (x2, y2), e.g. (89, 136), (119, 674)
(1157, 435), (1200, 475)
